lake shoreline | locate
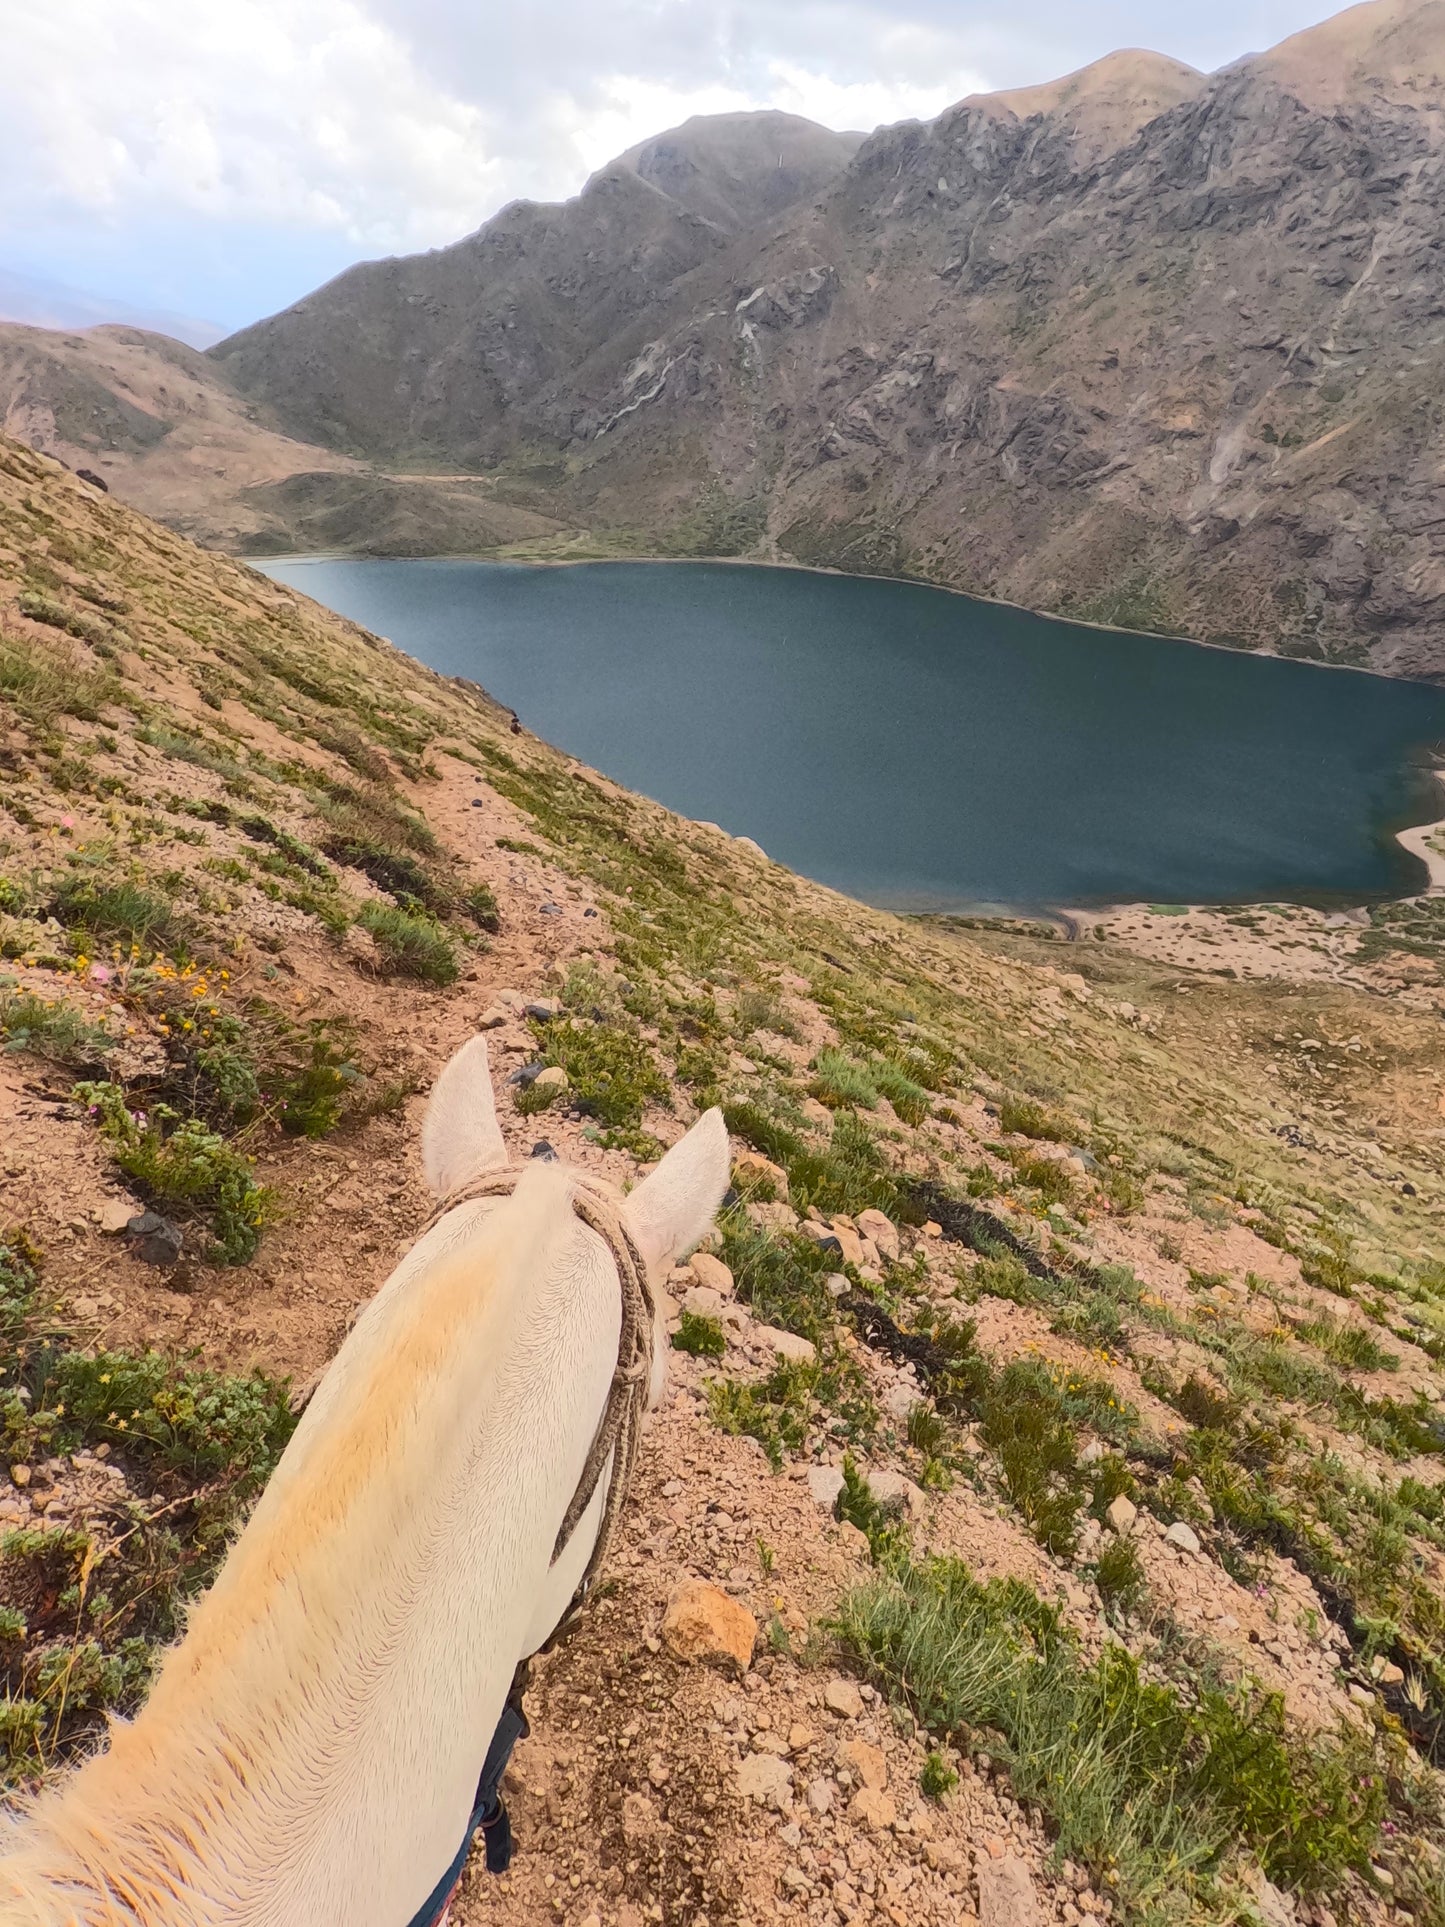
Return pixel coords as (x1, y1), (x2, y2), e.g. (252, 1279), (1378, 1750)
(251, 549), (1445, 691)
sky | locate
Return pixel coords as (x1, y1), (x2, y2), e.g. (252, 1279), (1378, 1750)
(0, 0), (1354, 344)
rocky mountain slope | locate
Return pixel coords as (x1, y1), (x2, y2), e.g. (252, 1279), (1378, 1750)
(6, 433), (1445, 1919)
(10, 2), (1445, 676)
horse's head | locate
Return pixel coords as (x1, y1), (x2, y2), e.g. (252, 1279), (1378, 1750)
(420, 1032), (730, 1405)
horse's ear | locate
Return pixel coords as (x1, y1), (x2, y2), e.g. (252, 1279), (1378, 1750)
(624, 1108), (730, 1272)
(421, 1035), (508, 1195)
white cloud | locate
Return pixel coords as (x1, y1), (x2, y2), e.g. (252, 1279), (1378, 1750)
(0, 0), (504, 252)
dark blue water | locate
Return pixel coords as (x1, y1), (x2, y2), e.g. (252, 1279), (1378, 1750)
(257, 557), (1445, 910)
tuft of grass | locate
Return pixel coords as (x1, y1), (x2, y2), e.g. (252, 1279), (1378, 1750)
(838, 1557), (1385, 1913)
(810, 1048), (879, 1110)
(998, 1095), (1070, 1142)
(356, 902), (459, 985)
(1295, 1312), (1398, 1374)
(462, 881), (501, 933)
(919, 1750), (958, 1800)
(673, 1310), (726, 1357)
(1094, 1535), (1145, 1612)
(0, 991), (112, 1069)
(0, 630), (115, 730)
(51, 872), (188, 955)
(980, 1359), (1085, 1557)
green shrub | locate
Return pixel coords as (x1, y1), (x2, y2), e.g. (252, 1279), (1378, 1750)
(1173, 1373), (1237, 1430)
(920, 1751), (958, 1800)
(980, 1360), (1085, 1556)
(356, 902), (459, 985)
(534, 1019), (666, 1129)
(1088, 1454), (1136, 1520)
(0, 1233), (40, 1345)
(906, 1403), (947, 1455)
(673, 1310), (726, 1358)
(73, 1081), (273, 1263)
(705, 1360), (819, 1469)
(269, 1029), (360, 1137)
(1007, 1150), (1077, 1208)
(44, 1349), (294, 1492)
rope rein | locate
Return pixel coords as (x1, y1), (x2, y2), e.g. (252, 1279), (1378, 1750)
(421, 1164), (656, 1595)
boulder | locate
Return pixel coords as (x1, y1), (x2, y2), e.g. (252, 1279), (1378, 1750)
(1106, 1495), (1138, 1536)
(828, 1221), (866, 1269)
(660, 1580), (756, 1672)
(682, 1285), (725, 1320)
(124, 1212), (183, 1267)
(1164, 1521), (1201, 1555)
(689, 1252), (734, 1296)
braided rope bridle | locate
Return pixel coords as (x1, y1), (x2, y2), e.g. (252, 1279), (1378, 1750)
(420, 1163), (656, 1591)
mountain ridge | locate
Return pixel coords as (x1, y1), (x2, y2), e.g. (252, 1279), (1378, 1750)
(9, 1), (1445, 675)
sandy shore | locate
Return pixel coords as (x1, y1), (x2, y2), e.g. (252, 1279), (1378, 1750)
(1396, 768), (1445, 895)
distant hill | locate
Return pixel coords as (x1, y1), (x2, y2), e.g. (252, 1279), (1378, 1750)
(12, 5), (1445, 677)
(0, 268), (222, 348)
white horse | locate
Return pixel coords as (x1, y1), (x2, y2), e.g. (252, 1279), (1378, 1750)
(0, 1034), (730, 1926)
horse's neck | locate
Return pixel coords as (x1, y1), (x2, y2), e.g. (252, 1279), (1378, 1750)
(2, 1180), (620, 1927)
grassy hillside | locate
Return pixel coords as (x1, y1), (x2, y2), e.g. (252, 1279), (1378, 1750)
(3, 430), (1445, 1921)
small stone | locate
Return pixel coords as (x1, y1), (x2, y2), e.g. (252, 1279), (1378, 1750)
(922, 1220), (942, 1238)
(1078, 1441), (1106, 1466)
(788, 1724), (816, 1754)
(1349, 1683), (1374, 1707)
(97, 1200), (135, 1235)
(806, 1776), (834, 1816)
(1106, 1495), (1138, 1536)
(827, 1221), (866, 1269)
(824, 1678), (864, 1719)
(9, 1466), (30, 1489)
(839, 1739), (887, 1790)
(524, 999), (562, 1020)
(477, 1005), (510, 1029)
(1164, 1521), (1201, 1555)
(1378, 1661), (1405, 1688)
(837, 1520), (870, 1558)
(689, 1252), (734, 1296)
(532, 1065), (569, 1095)
(736, 1751), (793, 1810)
(807, 1465), (846, 1510)
(865, 1470), (927, 1520)
(731, 1150), (789, 1196)
(849, 1786), (897, 1829)
(977, 1855), (1042, 1927)
(124, 1211), (183, 1267)
(660, 1579), (757, 1673)
(753, 1325), (816, 1365)
(682, 1284), (725, 1320)
(856, 1209), (900, 1262)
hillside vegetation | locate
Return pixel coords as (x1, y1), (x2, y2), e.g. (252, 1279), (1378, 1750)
(4, 434), (1445, 1921)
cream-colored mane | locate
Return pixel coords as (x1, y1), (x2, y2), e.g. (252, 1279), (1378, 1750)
(0, 1036), (729, 1927)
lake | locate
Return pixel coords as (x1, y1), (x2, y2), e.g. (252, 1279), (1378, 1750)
(256, 557), (1445, 912)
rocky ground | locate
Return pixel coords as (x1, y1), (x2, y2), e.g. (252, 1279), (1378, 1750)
(4, 434), (1445, 1922)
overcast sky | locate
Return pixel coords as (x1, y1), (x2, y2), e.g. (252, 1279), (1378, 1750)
(1, 0), (1351, 342)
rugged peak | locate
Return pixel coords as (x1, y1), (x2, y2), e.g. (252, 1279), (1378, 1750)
(609, 110), (863, 233)
(1250, 0), (1445, 111)
(961, 48), (1206, 158)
